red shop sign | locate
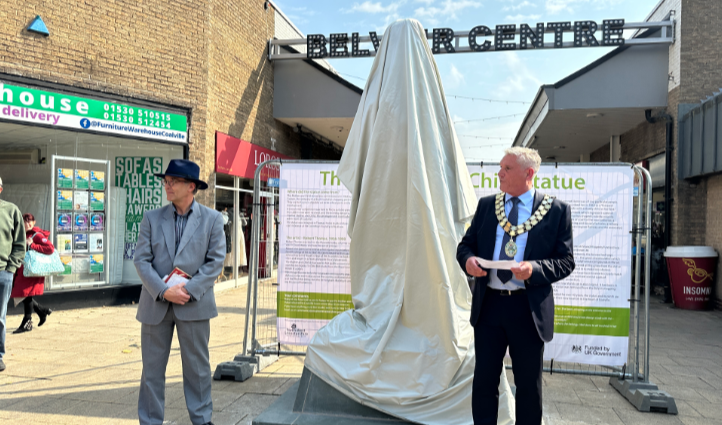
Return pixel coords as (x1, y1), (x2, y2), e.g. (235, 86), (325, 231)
(215, 131), (292, 179)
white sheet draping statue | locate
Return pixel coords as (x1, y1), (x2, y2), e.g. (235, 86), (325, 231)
(304, 19), (515, 425)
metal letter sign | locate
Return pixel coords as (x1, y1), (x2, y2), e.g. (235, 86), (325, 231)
(269, 18), (674, 61)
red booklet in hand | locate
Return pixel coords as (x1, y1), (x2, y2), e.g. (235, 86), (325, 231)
(164, 267), (191, 287)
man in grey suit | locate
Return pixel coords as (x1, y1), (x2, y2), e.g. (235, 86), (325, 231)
(134, 159), (225, 425)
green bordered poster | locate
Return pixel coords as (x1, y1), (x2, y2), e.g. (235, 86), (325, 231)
(90, 170), (105, 190)
(89, 254), (104, 274)
(277, 164), (353, 345)
(60, 255), (72, 275)
(57, 190), (73, 210)
(75, 170), (89, 189)
(90, 192), (105, 211)
(58, 168), (73, 188)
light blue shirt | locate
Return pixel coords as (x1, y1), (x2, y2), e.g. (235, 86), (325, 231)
(488, 188), (535, 291)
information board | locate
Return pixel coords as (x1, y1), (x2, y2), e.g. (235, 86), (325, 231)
(277, 163), (634, 365)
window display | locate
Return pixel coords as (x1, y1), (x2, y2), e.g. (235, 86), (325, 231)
(0, 81), (188, 292)
(0, 124), (183, 291)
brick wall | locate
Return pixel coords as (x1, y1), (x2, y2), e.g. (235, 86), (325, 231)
(0, 0), (307, 208)
(682, 0), (722, 305)
(672, 0), (722, 247)
(589, 144), (610, 162)
(620, 118), (666, 164)
(205, 0), (302, 201)
(679, 0), (722, 104)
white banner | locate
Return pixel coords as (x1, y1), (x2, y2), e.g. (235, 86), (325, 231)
(469, 164), (634, 365)
(277, 164), (353, 345)
(278, 163), (634, 365)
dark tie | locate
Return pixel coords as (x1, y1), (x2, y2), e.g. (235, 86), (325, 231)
(497, 197), (520, 283)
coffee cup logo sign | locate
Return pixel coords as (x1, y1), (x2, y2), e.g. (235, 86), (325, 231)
(683, 258), (714, 283)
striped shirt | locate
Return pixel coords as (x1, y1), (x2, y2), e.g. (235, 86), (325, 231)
(173, 200), (196, 254)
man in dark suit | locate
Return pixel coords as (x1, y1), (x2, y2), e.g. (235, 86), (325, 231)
(456, 148), (575, 425)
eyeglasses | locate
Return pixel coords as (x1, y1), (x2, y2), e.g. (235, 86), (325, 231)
(161, 178), (189, 188)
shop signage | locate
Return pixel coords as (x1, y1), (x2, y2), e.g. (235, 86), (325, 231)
(215, 131), (292, 180)
(306, 19), (625, 59)
(0, 82), (188, 143)
(115, 157), (164, 259)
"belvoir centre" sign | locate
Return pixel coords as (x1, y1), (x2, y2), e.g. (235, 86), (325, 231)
(305, 19), (626, 59)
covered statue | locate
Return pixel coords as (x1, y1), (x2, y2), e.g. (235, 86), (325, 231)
(303, 18), (515, 425)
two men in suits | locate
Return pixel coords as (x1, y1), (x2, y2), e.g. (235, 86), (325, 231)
(134, 159), (225, 425)
(457, 148), (575, 424)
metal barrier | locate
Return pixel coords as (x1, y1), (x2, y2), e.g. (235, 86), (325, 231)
(236, 160), (674, 412)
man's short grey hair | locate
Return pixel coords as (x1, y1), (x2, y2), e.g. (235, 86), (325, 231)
(504, 147), (541, 173)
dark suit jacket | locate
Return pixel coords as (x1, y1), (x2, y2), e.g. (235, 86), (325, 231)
(456, 191), (575, 342)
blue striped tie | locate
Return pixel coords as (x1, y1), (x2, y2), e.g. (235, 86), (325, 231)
(497, 197), (520, 283)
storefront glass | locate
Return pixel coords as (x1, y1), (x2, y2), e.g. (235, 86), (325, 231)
(215, 173), (253, 288)
(0, 81), (187, 291)
(214, 132), (287, 282)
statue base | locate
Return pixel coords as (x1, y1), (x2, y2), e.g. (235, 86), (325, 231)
(253, 367), (413, 425)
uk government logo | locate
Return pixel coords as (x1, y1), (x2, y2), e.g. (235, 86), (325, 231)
(571, 344), (622, 357)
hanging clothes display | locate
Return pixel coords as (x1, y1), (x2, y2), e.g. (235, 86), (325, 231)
(237, 212), (248, 267)
(223, 210), (249, 269)
(223, 210), (234, 268)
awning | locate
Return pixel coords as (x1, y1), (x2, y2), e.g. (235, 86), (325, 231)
(513, 42), (670, 162)
(273, 53), (362, 147)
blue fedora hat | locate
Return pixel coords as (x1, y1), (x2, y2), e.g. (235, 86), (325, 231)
(154, 159), (209, 190)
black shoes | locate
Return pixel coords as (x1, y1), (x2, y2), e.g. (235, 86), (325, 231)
(0, 359), (5, 371)
(37, 308), (52, 327)
(13, 318), (33, 334)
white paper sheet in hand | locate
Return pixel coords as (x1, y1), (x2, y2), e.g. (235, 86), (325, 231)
(475, 258), (519, 270)
(165, 273), (188, 287)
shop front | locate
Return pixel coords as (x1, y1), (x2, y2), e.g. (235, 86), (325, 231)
(0, 79), (188, 297)
(214, 131), (293, 286)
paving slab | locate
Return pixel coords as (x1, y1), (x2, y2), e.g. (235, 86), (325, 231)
(612, 407), (684, 425)
(0, 288), (720, 425)
(555, 402), (624, 424)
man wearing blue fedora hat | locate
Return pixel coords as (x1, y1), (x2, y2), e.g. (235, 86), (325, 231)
(134, 159), (225, 425)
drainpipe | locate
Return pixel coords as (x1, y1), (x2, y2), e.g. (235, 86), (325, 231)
(645, 109), (673, 302)
(645, 110), (673, 248)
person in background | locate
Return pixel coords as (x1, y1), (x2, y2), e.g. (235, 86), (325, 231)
(11, 213), (53, 333)
(0, 176), (26, 371)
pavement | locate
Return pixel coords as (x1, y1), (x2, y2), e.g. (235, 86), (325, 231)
(0, 284), (720, 425)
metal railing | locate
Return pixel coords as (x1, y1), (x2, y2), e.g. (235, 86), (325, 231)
(240, 160), (654, 384)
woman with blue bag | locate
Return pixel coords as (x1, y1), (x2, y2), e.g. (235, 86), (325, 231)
(11, 214), (53, 333)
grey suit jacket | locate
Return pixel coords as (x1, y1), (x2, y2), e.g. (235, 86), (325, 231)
(134, 200), (226, 325)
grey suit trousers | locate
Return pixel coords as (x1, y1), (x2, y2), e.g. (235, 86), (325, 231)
(139, 305), (212, 425)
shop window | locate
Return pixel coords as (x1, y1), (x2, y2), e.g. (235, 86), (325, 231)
(0, 122), (183, 290)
